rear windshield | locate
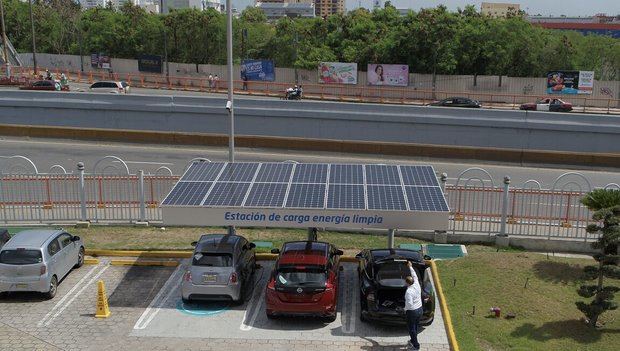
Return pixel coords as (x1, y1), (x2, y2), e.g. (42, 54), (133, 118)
(192, 252), (232, 267)
(276, 267), (327, 288)
(0, 249), (43, 265)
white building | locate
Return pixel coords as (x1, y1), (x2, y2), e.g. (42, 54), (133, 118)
(255, 2), (315, 20)
(164, 0), (224, 13)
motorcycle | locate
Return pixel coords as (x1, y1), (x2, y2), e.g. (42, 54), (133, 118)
(283, 87), (303, 100)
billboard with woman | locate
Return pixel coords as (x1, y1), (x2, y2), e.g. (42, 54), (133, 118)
(367, 64), (409, 86)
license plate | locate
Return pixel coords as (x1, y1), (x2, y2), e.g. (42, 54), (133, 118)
(203, 274), (217, 283)
(15, 283), (28, 289)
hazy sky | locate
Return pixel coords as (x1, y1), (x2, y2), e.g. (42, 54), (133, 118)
(235, 0), (620, 17)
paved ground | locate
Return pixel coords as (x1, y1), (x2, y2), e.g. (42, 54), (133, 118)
(0, 260), (450, 351)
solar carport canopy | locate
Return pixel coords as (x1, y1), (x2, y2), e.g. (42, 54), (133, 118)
(161, 162), (449, 231)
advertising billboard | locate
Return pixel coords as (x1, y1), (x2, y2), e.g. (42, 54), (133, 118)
(318, 62), (358, 85)
(138, 54), (163, 74)
(90, 53), (111, 69)
(546, 70), (594, 94)
(241, 59), (275, 81)
(367, 64), (409, 86)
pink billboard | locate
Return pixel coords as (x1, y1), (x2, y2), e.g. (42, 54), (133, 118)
(367, 64), (409, 86)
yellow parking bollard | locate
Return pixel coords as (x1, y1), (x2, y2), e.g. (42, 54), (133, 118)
(95, 280), (111, 318)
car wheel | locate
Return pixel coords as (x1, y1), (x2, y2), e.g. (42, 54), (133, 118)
(360, 310), (369, 322)
(75, 247), (85, 268)
(324, 313), (337, 323)
(44, 276), (58, 299)
(266, 311), (277, 320)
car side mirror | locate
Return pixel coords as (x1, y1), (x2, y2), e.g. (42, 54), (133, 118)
(248, 243), (256, 249)
(355, 252), (363, 259)
(336, 249), (344, 256)
(270, 248), (280, 254)
(423, 255), (432, 261)
(71, 236), (80, 242)
(191, 241), (198, 247)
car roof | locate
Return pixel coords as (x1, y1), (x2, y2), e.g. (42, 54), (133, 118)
(195, 234), (242, 253)
(2, 229), (64, 250)
(370, 249), (422, 262)
(278, 241), (329, 266)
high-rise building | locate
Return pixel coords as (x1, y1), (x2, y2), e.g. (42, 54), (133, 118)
(255, 1), (315, 19)
(314, 0), (344, 18)
(480, 2), (520, 18)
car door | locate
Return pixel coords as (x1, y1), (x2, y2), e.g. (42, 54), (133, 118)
(536, 99), (550, 111)
(549, 99), (561, 112)
(57, 233), (76, 275)
(46, 238), (63, 279)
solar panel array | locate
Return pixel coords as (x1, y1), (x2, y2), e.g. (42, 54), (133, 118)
(162, 162), (449, 212)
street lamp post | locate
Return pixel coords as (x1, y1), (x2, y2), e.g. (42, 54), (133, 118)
(28, 0), (37, 75)
(0, 0), (10, 77)
(226, 0), (234, 163)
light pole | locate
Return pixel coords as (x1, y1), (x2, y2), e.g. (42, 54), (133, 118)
(0, 0), (10, 77)
(226, 0), (234, 163)
(28, 0), (37, 75)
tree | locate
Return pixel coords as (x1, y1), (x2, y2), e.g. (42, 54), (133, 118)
(577, 189), (620, 327)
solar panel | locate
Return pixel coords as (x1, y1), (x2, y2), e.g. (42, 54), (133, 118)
(254, 163), (294, 183)
(202, 182), (251, 207)
(400, 165), (439, 186)
(244, 183), (288, 208)
(327, 184), (365, 209)
(180, 162), (224, 182)
(161, 182), (212, 206)
(217, 163), (260, 182)
(285, 184), (326, 208)
(365, 165), (401, 185)
(292, 164), (328, 183)
(405, 186), (449, 211)
(329, 164), (364, 184)
(367, 185), (407, 210)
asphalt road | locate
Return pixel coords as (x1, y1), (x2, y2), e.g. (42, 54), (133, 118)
(0, 136), (617, 189)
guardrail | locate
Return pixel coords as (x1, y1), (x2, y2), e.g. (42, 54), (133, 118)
(3, 66), (619, 114)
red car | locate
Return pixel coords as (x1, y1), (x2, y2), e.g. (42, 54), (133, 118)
(266, 241), (343, 321)
(519, 98), (572, 112)
(19, 80), (69, 91)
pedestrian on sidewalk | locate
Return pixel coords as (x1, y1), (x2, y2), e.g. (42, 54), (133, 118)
(208, 74), (213, 89)
(405, 260), (423, 350)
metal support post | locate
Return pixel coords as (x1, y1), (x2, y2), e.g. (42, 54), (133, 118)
(387, 229), (395, 249)
(28, 0), (37, 75)
(499, 176), (511, 237)
(0, 0), (10, 77)
(307, 227), (318, 241)
(227, 226), (236, 236)
(440, 172), (448, 193)
(138, 170), (146, 223)
(78, 162), (87, 221)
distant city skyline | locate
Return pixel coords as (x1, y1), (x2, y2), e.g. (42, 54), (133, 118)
(232, 0), (620, 17)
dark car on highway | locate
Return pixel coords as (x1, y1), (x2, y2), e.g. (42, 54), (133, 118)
(266, 241), (343, 321)
(428, 97), (481, 108)
(356, 248), (435, 325)
(520, 98), (572, 112)
(19, 80), (68, 91)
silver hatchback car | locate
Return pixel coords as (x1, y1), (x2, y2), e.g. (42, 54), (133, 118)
(0, 229), (85, 299)
(182, 234), (256, 304)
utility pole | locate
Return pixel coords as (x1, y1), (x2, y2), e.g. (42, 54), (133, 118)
(160, 0), (169, 83)
(0, 0), (10, 77)
(226, 0), (234, 163)
(28, 0), (37, 75)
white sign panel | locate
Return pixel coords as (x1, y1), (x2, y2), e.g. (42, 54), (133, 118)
(578, 71), (594, 93)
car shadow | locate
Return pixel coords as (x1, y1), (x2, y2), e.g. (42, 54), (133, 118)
(510, 321), (620, 344)
(532, 260), (586, 284)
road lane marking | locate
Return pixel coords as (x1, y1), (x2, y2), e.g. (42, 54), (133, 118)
(133, 263), (185, 330)
(37, 264), (103, 327)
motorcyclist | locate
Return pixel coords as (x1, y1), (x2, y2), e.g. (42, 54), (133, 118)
(285, 85), (297, 99)
(45, 69), (52, 80)
(296, 85), (303, 99)
(60, 73), (68, 87)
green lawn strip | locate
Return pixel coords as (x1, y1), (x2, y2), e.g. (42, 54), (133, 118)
(436, 246), (620, 351)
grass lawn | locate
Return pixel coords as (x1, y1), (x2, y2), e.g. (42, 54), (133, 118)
(436, 246), (620, 351)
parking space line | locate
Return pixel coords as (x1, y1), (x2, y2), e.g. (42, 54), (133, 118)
(37, 263), (103, 327)
(43, 265), (109, 327)
(133, 263), (185, 330)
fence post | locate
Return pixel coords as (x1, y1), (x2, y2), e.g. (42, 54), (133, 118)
(78, 162), (87, 222)
(138, 170), (146, 223)
(440, 172), (448, 192)
(499, 176), (511, 238)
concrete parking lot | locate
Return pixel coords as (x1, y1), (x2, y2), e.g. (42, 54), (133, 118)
(0, 260), (450, 351)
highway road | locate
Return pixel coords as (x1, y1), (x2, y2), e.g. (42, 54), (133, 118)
(0, 136), (617, 189)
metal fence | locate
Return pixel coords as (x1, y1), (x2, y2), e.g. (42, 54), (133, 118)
(1, 155), (618, 241)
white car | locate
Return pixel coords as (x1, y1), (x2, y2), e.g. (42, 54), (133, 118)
(89, 81), (130, 94)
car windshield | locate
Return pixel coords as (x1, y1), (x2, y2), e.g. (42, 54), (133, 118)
(275, 267), (327, 288)
(0, 249), (43, 265)
(375, 261), (410, 286)
(192, 252), (232, 267)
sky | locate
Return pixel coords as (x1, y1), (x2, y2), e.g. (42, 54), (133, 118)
(234, 0), (620, 17)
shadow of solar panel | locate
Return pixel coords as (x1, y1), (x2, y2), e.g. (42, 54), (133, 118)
(285, 184), (326, 208)
(367, 185), (407, 210)
(405, 186), (449, 211)
(365, 165), (401, 185)
(180, 162), (225, 182)
(292, 164), (328, 183)
(162, 182), (212, 206)
(202, 182), (251, 207)
(218, 163), (260, 182)
(400, 165), (439, 186)
(244, 183), (288, 207)
(329, 164), (364, 184)
(254, 163), (294, 183)
(327, 184), (365, 209)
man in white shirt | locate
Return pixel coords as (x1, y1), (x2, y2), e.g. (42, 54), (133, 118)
(405, 260), (423, 350)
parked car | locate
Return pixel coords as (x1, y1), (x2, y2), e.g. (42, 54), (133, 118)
(0, 229), (85, 299)
(520, 98), (572, 112)
(428, 97), (481, 108)
(89, 81), (130, 94)
(181, 234), (256, 304)
(356, 248), (435, 325)
(266, 241), (343, 321)
(19, 80), (68, 91)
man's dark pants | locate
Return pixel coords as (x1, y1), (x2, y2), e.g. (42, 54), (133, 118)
(406, 307), (423, 349)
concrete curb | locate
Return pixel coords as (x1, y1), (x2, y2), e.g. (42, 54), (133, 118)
(1, 124), (619, 167)
(86, 249), (192, 258)
(430, 260), (460, 351)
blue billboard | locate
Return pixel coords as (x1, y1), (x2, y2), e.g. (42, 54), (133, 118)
(241, 60), (275, 82)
